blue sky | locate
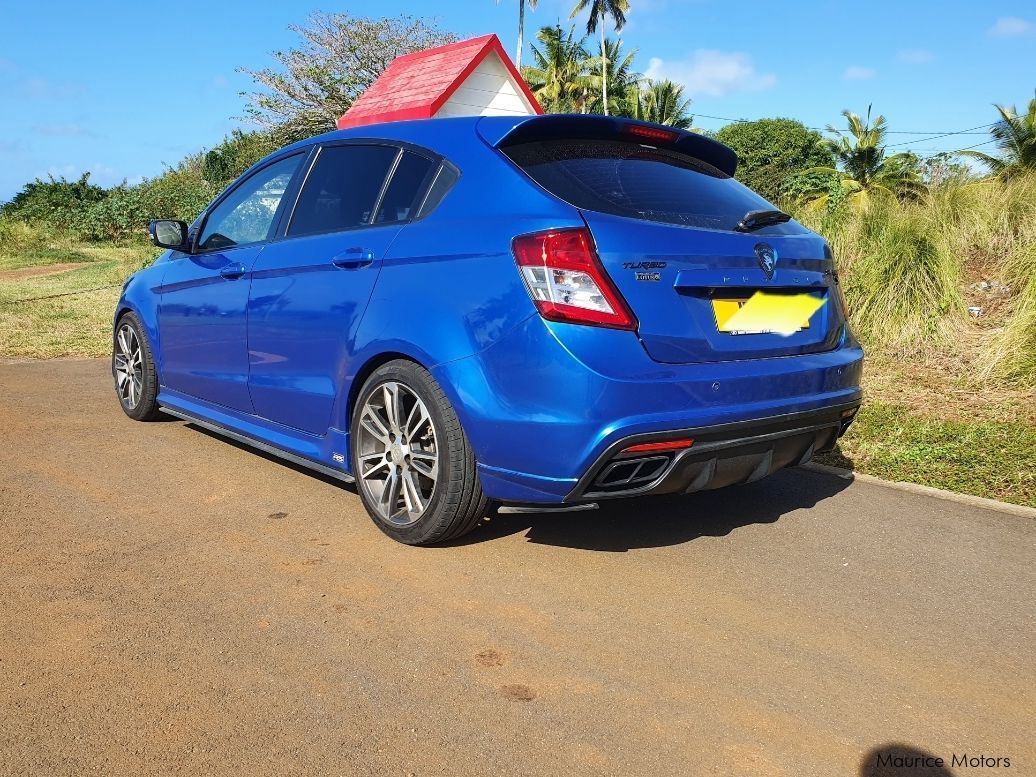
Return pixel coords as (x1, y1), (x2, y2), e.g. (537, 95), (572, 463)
(1, 0), (1033, 200)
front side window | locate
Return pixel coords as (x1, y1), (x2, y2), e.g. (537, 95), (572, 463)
(197, 154), (303, 251)
(288, 144), (399, 237)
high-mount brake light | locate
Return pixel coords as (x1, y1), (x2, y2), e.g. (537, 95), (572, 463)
(622, 439), (695, 454)
(624, 124), (679, 144)
(512, 228), (637, 331)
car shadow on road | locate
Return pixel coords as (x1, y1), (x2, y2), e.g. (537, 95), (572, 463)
(451, 466), (854, 552)
(859, 743), (957, 776)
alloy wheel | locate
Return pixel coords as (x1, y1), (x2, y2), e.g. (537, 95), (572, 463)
(356, 381), (439, 526)
(113, 323), (143, 409)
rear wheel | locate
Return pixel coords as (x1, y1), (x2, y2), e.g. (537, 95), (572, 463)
(351, 360), (488, 545)
(112, 312), (162, 421)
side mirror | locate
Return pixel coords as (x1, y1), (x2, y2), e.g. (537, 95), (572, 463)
(148, 219), (190, 251)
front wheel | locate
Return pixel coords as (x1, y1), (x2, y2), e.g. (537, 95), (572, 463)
(112, 312), (162, 421)
(351, 360), (488, 545)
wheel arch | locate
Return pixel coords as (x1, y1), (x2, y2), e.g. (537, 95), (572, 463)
(345, 351), (419, 431)
(341, 348), (477, 460)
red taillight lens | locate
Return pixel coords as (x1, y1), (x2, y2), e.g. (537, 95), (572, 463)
(624, 124), (679, 144)
(622, 439), (695, 454)
(512, 228), (637, 331)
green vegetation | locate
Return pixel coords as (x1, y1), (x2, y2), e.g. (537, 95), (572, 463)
(240, 12), (457, 145)
(569, 0), (630, 116)
(798, 107), (925, 209)
(713, 118), (833, 202)
(818, 401), (1035, 508)
(960, 93), (1036, 176)
(790, 172), (1036, 388)
(522, 24), (693, 126)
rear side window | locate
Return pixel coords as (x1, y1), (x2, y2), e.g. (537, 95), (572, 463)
(288, 144), (398, 237)
(374, 152), (436, 224)
(503, 138), (792, 232)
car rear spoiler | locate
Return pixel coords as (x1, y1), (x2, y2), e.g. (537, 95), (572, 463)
(476, 114), (738, 177)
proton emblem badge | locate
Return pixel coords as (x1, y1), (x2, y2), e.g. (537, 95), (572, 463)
(755, 243), (777, 280)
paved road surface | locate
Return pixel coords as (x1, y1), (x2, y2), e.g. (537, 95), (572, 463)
(1, 359), (1033, 776)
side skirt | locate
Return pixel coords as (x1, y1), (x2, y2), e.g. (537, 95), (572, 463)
(160, 405), (355, 484)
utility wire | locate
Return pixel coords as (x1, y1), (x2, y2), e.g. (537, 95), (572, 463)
(693, 112), (997, 139)
(1, 284), (120, 306)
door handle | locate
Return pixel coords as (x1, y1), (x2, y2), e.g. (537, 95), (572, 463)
(331, 247), (375, 270)
(219, 264), (246, 279)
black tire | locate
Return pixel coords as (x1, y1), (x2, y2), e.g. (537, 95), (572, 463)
(350, 359), (488, 545)
(112, 312), (163, 421)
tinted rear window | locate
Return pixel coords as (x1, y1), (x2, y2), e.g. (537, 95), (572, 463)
(374, 151), (436, 224)
(503, 138), (795, 232)
(288, 144), (397, 237)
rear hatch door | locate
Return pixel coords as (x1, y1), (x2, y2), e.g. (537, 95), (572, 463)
(581, 211), (840, 363)
(496, 119), (845, 364)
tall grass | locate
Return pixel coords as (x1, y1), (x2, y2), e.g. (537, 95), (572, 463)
(790, 173), (1036, 385)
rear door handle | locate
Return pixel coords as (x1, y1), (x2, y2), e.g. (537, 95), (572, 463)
(331, 247), (375, 269)
(219, 264), (246, 279)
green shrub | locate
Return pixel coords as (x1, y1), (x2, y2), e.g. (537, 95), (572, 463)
(1, 174), (109, 232)
(714, 118), (834, 202)
(202, 130), (277, 191)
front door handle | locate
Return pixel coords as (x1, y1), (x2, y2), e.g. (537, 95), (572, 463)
(219, 264), (246, 279)
(331, 247), (375, 270)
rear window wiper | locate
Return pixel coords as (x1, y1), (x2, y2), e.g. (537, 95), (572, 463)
(734, 209), (791, 233)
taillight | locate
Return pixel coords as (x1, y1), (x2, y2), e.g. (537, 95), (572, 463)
(512, 228), (637, 331)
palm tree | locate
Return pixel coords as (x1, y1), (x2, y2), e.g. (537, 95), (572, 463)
(498, 0), (538, 68)
(521, 25), (591, 113)
(803, 106), (924, 209)
(570, 0), (630, 116)
(584, 37), (639, 115)
(959, 93), (1036, 176)
(629, 80), (694, 128)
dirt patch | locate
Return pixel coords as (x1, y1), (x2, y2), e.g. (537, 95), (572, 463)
(500, 684), (536, 702)
(0, 262), (84, 281)
(475, 648), (506, 667)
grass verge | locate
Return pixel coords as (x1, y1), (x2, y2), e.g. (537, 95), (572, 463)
(0, 244), (155, 358)
(817, 401), (1035, 508)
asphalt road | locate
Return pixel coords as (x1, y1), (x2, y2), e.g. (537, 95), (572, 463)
(1, 359), (1033, 777)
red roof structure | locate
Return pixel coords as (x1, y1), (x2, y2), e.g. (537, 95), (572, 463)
(337, 34), (543, 129)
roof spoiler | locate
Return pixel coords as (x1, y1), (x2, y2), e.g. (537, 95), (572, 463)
(477, 114), (738, 177)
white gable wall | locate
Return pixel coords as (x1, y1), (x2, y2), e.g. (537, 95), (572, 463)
(434, 51), (537, 118)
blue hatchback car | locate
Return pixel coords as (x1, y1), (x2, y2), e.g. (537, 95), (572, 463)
(115, 114), (863, 544)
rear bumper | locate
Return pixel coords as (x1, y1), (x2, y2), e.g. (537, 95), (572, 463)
(566, 401), (859, 502)
(432, 314), (863, 504)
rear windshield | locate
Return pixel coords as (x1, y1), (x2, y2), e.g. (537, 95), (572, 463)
(503, 138), (799, 233)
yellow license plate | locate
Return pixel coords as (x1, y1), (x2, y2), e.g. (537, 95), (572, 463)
(712, 293), (820, 335)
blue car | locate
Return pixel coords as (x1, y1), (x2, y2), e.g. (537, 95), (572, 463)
(114, 114), (863, 545)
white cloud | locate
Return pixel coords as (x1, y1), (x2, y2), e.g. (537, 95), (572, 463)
(898, 49), (935, 64)
(843, 65), (876, 80)
(987, 16), (1032, 36)
(644, 51), (776, 97)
